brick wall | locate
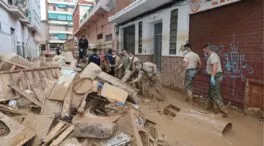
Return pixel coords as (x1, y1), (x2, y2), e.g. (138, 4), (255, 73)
(73, 4), (80, 33)
(80, 0), (134, 50)
(189, 0), (264, 108)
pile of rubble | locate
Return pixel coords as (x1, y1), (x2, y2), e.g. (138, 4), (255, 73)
(0, 53), (169, 146)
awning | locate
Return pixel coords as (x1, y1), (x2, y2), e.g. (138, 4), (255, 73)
(109, 0), (173, 24)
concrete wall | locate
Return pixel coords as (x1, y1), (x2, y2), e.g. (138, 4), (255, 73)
(0, 3), (41, 58)
(28, 0), (41, 29)
(119, 4), (189, 56)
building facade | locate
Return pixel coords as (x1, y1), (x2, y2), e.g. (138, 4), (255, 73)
(73, 0), (95, 34)
(46, 0), (76, 50)
(0, 0), (41, 59)
(110, 0), (264, 109)
(74, 0), (135, 50)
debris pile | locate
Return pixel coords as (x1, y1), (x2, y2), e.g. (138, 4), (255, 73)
(0, 58), (167, 145)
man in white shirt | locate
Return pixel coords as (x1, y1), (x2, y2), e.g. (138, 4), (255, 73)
(183, 44), (202, 102)
(203, 44), (227, 118)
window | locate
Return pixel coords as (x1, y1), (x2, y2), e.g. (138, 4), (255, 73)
(169, 9), (178, 55)
(53, 6), (56, 10)
(0, 22), (2, 31)
(105, 34), (112, 41)
(97, 33), (103, 40)
(65, 26), (69, 31)
(138, 21), (142, 53)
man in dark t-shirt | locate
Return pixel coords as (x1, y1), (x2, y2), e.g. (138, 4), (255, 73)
(88, 49), (100, 66)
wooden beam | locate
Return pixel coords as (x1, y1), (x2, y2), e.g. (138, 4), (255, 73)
(8, 84), (42, 107)
(50, 125), (74, 146)
(10, 65), (16, 72)
(41, 121), (67, 144)
(0, 61), (5, 69)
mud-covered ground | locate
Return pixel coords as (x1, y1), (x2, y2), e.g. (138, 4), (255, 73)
(139, 88), (264, 146)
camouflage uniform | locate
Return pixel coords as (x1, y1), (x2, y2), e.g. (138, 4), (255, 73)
(207, 72), (224, 110)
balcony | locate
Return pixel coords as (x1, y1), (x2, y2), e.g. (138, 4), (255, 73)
(8, 0), (28, 19)
(75, 0), (109, 35)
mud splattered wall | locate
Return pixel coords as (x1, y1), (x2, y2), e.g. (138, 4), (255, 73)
(189, 0), (264, 108)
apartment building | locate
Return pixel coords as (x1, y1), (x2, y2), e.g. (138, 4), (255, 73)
(74, 0), (135, 50)
(46, 0), (76, 50)
(0, 0), (41, 58)
(72, 0), (95, 35)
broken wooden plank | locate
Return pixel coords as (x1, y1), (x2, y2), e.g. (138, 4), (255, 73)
(0, 104), (24, 115)
(41, 121), (67, 144)
(50, 125), (74, 146)
(0, 112), (35, 146)
(0, 60), (5, 69)
(0, 74), (16, 102)
(101, 83), (128, 104)
(97, 72), (138, 102)
(8, 84), (42, 107)
(41, 79), (57, 114)
(22, 114), (55, 146)
(117, 110), (144, 146)
(13, 71), (24, 84)
(10, 65), (16, 72)
(45, 69), (53, 79)
(49, 68), (77, 101)
(62, 81), (74, 116)
(31, 86), (44, 103)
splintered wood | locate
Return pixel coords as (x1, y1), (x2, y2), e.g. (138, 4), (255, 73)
(42, 121), (74, 146)
(0, 67), (59, 103)
(22, 114), (55, 146)
(0, 53), (36, 71)
(0, 112), (35, 146)
(49, 68), (77, 101)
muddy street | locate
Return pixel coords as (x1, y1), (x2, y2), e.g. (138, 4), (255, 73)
(139, 88), (264, 146)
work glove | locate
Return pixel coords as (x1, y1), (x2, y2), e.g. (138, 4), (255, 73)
(210, 76), (216, 86)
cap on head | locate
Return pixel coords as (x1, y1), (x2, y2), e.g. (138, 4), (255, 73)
(184, 43), (192, 50)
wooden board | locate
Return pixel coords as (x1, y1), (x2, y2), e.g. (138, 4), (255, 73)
(0, 112), (35, 146)
(0, 67), (59, 102)
(9, 84), (42, 107)
(101, 83), (128, 104)
(0, 104), (24, 115)
(31, 86), (45, 103)
(42, 121), (67, 144)
(117, 110), (143, 146)
(0, 74), (16, 102)
(50, 125), (74, 146)
(49, 68), (76, 101)
(0, 54), (35, 69)
(22, 114), (55, 146)
(62, 81), (74, 116)
(97, 72), (138, 101)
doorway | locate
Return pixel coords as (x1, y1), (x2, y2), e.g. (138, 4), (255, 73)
(123, 25), (135, 54)
(154, 22), (162, 71)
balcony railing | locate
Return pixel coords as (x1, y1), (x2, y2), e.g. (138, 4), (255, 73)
(8, 0), (28, 16)
(80, 5), (94, 23)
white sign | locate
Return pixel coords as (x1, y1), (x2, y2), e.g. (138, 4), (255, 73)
(190, 0), (241, 14)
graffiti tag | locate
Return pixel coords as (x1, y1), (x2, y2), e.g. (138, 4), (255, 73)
(223, 37), (254, 82)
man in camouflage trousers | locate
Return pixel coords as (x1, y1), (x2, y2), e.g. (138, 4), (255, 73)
(203, 44), (228, 118)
